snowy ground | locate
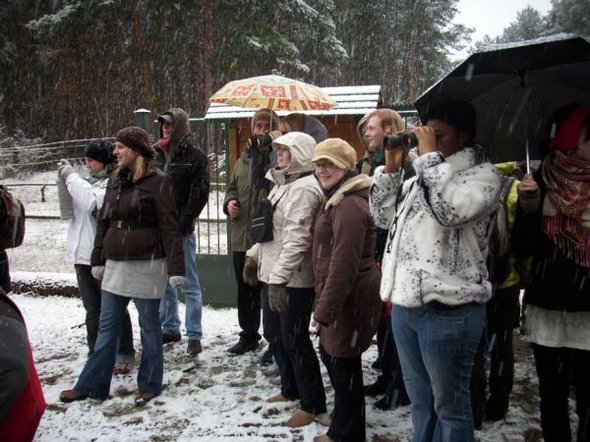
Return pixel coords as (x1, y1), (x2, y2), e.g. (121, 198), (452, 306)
(5, 171), (547, 441)
(15, 293), (545, 442)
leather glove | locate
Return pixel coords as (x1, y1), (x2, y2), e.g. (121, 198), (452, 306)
(169, 276), (185, 288)
(517, 187), (541, 213)
(268, 284), (288, 312)
(242, 256), (259, 286)
(57, 159), (75, 181)
(91, 266), (105, 280)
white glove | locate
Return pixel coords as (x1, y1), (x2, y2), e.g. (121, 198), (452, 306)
(57, 159), (75, 181)
(169, 276), (185, 288)
(91, 266), (105, 280)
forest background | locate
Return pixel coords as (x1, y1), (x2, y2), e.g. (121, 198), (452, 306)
(0, 0), (588, 143)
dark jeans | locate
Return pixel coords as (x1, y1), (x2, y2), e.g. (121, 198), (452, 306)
(375, 315), (409, 402)
(74, 264), (134, 357)
(262, 284), (326, 414)
(0, 250), (10, 294)
(320, 344), (366, 442)
(232, 252), (261, 343)
(471, 285), (520, 424)
(532, 344), (590, 442)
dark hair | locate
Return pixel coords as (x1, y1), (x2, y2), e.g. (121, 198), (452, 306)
(426, 100), (477, 142)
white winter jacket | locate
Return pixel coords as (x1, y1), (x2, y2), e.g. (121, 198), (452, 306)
(370, 146), (501, 308)
(246, 132), (324, 288)
(65, 173), (107, 265)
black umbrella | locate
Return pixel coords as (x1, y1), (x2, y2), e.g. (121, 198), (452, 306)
(414, 33), (590, 164)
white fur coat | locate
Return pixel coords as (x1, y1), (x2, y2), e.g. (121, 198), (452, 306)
(370, 147), (501, 307)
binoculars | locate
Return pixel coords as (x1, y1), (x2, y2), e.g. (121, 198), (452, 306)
(383, 132), (418, 150)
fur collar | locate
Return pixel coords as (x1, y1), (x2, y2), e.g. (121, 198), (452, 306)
(324, 174), (373, 210)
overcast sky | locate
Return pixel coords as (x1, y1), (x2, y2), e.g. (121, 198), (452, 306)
(452, 0), (553, 59)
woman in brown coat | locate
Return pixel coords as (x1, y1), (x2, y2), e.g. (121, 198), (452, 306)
(311, 138), (382, 442)
(60, 127), (185, 406)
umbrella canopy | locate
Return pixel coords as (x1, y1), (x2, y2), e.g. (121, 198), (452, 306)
(209, 74), (337, 111)
(414, 34), (590, 163)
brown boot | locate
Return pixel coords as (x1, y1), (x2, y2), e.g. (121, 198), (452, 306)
(59, 389), (87, 403)
(313, 435), (334, 442)
(285, 409), (315, 427)
(135, 391), (157, 406)
(187, 340), (202, 355)
(266, 393), (292, 403)
(315, 412), (332, 426)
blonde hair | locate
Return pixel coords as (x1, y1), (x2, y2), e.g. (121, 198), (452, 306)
(366, 108), (404, 133)
(132, 155), (145, 183)
(113, 152), (155, 183)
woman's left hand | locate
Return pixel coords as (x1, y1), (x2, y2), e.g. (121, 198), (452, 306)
(415, 126), (437, 155)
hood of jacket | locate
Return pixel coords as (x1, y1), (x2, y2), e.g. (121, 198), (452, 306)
(324, 174), (372, 210)
(157, 108), (191, 155)
(356, 114), (370, 154)
(266, 131), (316, 185)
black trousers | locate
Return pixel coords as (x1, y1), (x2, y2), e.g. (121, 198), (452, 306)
(320, 344), (365, 442)
(232, 252), (261, 343)
(262, 284), (326, 414)
(471, 284), (520, 424)
(532, 344), (590, 442)
(74, 264), (134, 357)
(375, 315), (409, 402)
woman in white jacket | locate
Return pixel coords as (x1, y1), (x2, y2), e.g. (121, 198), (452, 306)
(244, 132), (328, 428)
(57, 140), (135, 374)
(370, 101), (501, 442)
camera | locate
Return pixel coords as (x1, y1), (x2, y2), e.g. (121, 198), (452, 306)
(383, 132), (418, 150)
(249, 133), (279, 150)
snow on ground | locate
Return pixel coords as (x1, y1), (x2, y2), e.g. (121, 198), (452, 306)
(13, 292), (545, 442)
(5, 171), (547, 441)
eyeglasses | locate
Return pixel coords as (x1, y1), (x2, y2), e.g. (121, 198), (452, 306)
(313, 161), (336, 170)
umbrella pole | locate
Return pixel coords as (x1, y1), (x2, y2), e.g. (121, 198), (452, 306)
(525, 140), (531, 175)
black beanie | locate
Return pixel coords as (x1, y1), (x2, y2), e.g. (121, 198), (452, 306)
(115, 126), (153, 158)
(85, 139), (115, 166)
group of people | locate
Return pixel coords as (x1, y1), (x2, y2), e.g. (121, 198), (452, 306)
(57, 108), (210, 406)
(1, 100), (588, 442)
(223, 102), (590, 442)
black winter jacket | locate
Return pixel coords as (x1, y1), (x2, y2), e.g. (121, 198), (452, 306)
(512, 169), (590, 312)
(155, 134), (210, 235)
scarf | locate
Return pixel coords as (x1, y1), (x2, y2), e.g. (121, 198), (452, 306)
(156, 137), (171, 152)
(86, 168), (108, 185)
(542, 150), (590, 268)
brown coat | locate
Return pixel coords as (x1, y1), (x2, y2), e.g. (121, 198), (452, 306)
(91, 168), (184, 276)
(312, 175), (381, 358)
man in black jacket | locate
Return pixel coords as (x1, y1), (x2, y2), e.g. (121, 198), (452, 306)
(155, 108), (210, 356)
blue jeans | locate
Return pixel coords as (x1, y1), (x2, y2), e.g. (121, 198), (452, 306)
(392, 302), (485, 442)
(159, 233), (203, 340)
(74, 290), (163, 399)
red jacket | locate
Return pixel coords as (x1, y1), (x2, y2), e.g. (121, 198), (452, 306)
(0, 295), (46, 442)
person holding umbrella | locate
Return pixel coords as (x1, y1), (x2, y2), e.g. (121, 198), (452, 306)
(513, 105), (590, 442)
(370, 100), (501, 441)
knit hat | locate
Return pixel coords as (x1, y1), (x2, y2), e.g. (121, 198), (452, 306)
(548, 106), (590, 152)
(312, 138), (357, 170)
(85, 139), (115, 166)
(115, 126), (153, 158)
(251, 108), (280, 132)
